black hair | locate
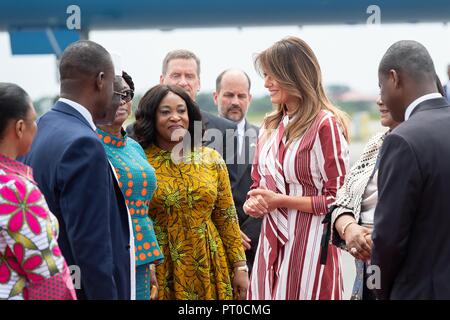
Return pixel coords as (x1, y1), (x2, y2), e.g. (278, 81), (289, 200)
(59, 40), (113, 80)
(134, 84), (204, 150)
(122, 71), (135, 92)
(379, 40), (436, 83)
(0, 83), (31, 140)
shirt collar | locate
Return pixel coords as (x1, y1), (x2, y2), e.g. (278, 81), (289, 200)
(58, 98), (96, 130)
(236, 118), (246, 134)
(404, 93), (442, 121)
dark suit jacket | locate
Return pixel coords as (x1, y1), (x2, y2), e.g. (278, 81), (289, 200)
(23, 101), (131, 300)
(200, 111), (237, 185)
(372, 97), (450, 299)
(229, 121), (261, 273)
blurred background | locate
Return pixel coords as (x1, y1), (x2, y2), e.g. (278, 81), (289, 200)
(3, 24), (450, 151)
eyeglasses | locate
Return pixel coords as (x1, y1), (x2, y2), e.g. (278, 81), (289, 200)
(113, 89), (134, 103)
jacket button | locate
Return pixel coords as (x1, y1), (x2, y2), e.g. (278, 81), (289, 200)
(126, 245), (131, 250)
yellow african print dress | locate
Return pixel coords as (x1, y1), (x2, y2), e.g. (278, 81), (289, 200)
(145, 144), (245, 300)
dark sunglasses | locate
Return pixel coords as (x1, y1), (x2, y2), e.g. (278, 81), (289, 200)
(113, 89), (134, 103)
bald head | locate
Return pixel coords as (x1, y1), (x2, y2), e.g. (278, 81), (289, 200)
(379, 40), (436, 84)
(378, 40), (440, 122)
(216, 69), (251, 93)
(58, 40), (117, 124)
(59, 40), (114, 81)
(214, 69), (252, 122)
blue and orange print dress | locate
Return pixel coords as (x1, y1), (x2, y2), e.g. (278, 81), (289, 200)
(97, 128), (163, 300)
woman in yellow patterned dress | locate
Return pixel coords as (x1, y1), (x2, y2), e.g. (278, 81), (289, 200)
(133, 84), (248, 300)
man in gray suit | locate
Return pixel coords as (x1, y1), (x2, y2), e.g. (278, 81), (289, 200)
(214, 69), (261, 273)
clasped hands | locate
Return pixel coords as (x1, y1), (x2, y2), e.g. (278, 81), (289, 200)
(243, 186), (279, 218)
(344, 224), (373, 262)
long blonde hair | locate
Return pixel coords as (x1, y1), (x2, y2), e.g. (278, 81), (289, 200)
(255, 36), (349, 144)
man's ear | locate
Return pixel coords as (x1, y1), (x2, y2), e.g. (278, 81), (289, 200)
(15, 119), (25, 139)
(390, 69), (400, 89)
(213, 91), (219, 106)
(159, 74), (164, 84)
(96, 72), (105, 91)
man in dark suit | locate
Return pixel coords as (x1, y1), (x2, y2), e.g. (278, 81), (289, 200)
(213, 69), (261, 273)
(372, 40), (450, 299)
(23, 41), (133, 300)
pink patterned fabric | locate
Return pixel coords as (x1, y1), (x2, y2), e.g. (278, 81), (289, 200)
(0, 154), (76, 300)
(25, 263), (77, 300)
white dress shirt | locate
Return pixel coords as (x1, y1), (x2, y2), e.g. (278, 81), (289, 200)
(58, 98), (96, 131)
(236, 118), (246, 157)
(404, 93), (442, 121)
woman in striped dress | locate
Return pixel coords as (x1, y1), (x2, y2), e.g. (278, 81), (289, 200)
(244, 36), (350, 300)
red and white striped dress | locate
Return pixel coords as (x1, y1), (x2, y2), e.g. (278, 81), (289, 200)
(248, 110), (349, 300)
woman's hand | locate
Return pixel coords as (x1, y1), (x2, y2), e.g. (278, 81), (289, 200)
(233, 267), (249, 300)
(243, 195), (269, 218)
(344, 224), (373, 262)
(240, 230), (252, 251)
(247, 188), (280, 212)
(150, 265), (159, 300)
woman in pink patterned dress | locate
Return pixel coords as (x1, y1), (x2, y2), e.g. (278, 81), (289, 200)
(0, 83), (76, 300)
(244, 37), (350, 300)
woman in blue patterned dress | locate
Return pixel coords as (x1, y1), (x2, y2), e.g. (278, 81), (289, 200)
(97, 72), (163, 300)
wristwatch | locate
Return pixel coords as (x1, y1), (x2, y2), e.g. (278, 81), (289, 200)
(235, 265), (249, 272)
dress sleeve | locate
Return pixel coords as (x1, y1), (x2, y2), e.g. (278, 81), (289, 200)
(330, 132), (384, 247)
(0, 176), (76, 300)
(210, 151), (246, 265)
(311, 115), (349, 216)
